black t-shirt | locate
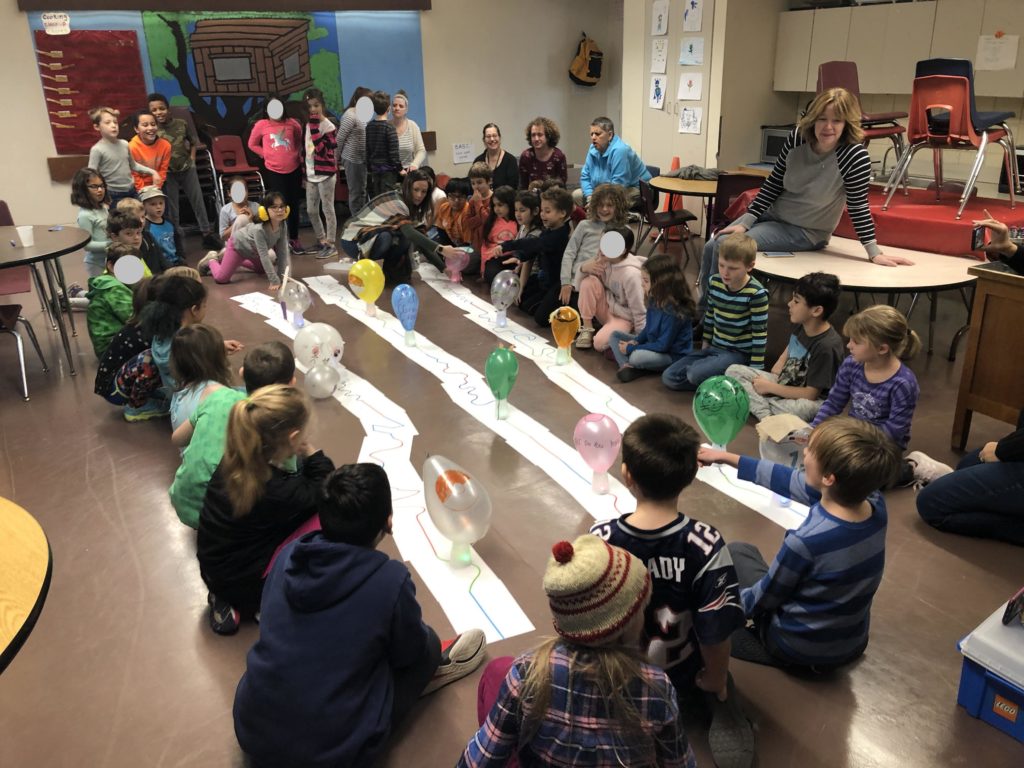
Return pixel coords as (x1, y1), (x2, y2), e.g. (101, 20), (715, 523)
(777, 325), (845, 396)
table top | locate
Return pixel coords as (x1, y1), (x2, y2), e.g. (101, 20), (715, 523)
(753, 237), (979, 291)
(649, 176), (718, 196)
(0, 225), (90, 269)
(0, 497), (52, 673)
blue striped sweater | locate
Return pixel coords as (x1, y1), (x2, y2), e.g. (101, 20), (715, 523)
(704, 274), (768, 367)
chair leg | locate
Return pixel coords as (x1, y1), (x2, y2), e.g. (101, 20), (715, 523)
(29, 263), (56, 331)
(647, 229), (665, 256)
(958, 133), (990, 220)
(18, 317), (49, 372)
(1002, 123), (1020, 200)
(933, 148), (944, 200)
(882, 144), (920, 210)
(6, 330), (29, 400)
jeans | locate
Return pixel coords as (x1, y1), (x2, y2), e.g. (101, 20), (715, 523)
(305, 174), (338, 243)
(916, 451), (1024, 546)
(165, 165), (212, 233)
(109, 188), (138, 207)
(608, 330), (674, 371)
(662, 347), (747, 391)
(343, 159), (368, 215)
(698, 219), (822, 314)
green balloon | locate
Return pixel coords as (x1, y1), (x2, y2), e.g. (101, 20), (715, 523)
(485, 347), (519, 400)
(692, 375), (750, 447)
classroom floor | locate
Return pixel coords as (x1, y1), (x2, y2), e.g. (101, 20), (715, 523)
(0, 234), (1022, 768)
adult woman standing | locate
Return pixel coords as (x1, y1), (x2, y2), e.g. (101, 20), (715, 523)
(518, 117), (567, 188)
(336, 86), (372, 215)
(390, 90), (427, 173)
(473, 123), (519, 189)
(696, 87), (913, 315)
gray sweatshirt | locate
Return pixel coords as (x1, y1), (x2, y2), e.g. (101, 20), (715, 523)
(232, 220), (290, 285)
(88, 138), (158, 192)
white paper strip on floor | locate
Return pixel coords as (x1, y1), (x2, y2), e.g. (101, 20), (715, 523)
(231, 291), (534, 642)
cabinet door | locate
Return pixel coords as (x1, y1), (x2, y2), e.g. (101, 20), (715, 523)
(931, 0), (985, 63)
(846, 4), (889, 93)
(881, 1), (937, 94)
(806, 7), (852, 92)
(774, 9), (814, 92)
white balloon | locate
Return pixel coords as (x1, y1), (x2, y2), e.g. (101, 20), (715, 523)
(113, 255), (145, 285)
(293, 322), (344, 368)
(422, 455), (492, 565)
(230, 180), (248, 205)
(600, 230), (626, 259)
(304, 362), (340, 399)
(354, 95), (374, 124)
(280, 280), (312, 314)
(266, 98), (285, 120)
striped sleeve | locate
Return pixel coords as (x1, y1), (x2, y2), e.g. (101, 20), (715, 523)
(835, 143), (880, 258)
(740, 129), (798, 225)
(740, 530), (814, 617)
(706, 276), (769, 366)
(748, 283), (769, 368)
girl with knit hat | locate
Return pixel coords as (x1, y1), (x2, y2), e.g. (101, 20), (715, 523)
(458, 535), (697, 768)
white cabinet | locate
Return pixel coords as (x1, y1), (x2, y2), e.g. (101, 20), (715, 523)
(773, 9), (813, 91)
(805, 7), (852, 92)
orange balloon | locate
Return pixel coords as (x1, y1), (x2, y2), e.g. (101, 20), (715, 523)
(550, 306), (581, 349)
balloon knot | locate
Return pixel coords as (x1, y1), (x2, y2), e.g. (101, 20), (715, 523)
(552, 541), (574, 564)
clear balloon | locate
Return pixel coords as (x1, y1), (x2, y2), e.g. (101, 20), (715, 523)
(573, 413), (622, 494)
(549, 306), (581, 365)
(390, 283), (419, 346)
(485, 346), (518, 420)
(280, 280), (312, 328)
(422, 455), (492, 567)
(692, 375), (750, 448)
(293, 322), (345, 368)
(490, 269), (521, 327)
(445, 247), (471, 283)
(348, 258), (385, 313)
(305, 361), (340, 399)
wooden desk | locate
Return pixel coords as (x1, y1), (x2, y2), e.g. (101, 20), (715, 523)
(0, 497), (52, 673)
(951, 264), (1024, 449)
(649, 176), (718, 240)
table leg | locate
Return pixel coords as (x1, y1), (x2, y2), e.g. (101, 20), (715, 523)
(29, 264), (56, 331)
(927, 291), (937, 355)
(42, 259), (76, 376)
(53, 257), (77, 337)
(951, 406), (973, 451)
(948, 285), (974, 362)
(704, 195), (715, 241)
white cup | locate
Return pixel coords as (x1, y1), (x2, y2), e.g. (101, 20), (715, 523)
(16, 226), (34, 247)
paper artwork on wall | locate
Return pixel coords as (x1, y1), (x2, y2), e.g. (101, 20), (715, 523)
(649, 76), (666, 110)
(976, 34), (1019, 71)
(452, 142), (475, 164)
(677, 72), (702, 101)
(651, 0), (669, 36)
(683, 0), (703, 32)
(651, 38), (667, 74)
(679, 36), (703, 66)
(679, 106), (702, 134)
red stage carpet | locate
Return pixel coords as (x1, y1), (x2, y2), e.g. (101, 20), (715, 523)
(835, 186), (1024, 256)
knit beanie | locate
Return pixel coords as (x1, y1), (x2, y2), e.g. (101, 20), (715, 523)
(543, 535), (651, 645)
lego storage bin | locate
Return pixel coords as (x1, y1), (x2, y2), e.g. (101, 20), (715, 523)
(957, 603), (1024, 744)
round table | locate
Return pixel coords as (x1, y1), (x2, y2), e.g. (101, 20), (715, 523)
(0, 225), (91, 375)
(0, 496), (52, 673)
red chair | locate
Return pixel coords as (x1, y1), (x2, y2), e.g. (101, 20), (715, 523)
(708, 173), (763, 236)
(211, 135), (265, 206)
(882, 74), (1018, 219)
(817, 61), (907, 168)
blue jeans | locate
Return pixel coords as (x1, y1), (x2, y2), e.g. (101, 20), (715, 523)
(109, 188), (139, 207)
(916, 451), (1024, 546)
(662, 347), (747, 391)
(698, 219), (823, 314)
(608, 331), (674, 371)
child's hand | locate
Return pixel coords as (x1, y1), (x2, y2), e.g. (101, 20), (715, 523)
(503, 256), (521, 268)
(751, 376), (775, 395)
(791, 432), (810, 445)
(618, 340), (632, 355)
(698, 447), (732, 466)
(559, 284), (573, 304)
(297, 441), (317, 458)
(223, 339), (245, 354)
(979, 441), (1000, 463)
(695, 668), (728, 702)
(151, 173), (162, 187)
(268, 282), (282, 294)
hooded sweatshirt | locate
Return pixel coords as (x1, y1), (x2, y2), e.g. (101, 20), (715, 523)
(598, 253), (648, 332)
(85, 273), (133, 359)
(233, 532), (433, 768)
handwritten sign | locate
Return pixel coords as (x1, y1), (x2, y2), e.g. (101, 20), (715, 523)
(452, 142), (475, 165)
(41, 13), (70, 36)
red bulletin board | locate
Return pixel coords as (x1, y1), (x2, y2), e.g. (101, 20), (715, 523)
(34, 30), (148, 155)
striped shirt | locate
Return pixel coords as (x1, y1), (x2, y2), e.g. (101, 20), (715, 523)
(737, 129), (880, 259)
(737, 456), (888, 666)
(458, 644), (696, 768)
(335, 107), (365, 165)
(704, 274), (769, 367)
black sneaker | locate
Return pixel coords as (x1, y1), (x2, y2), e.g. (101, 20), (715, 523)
(706, 674), (755, 768)
(208, 592), (240, 636)
(617, 365), (645, 382)
(202, 232), (224, 250)
(422, 629), (487, 695)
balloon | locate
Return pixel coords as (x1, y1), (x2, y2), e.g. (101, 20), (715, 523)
(549, 306), (581, 365)
(445, 247), (471, 283)
(422, 455), (492, 567)
(348, 258), (385, 313)
(280, 280), (312, 327)
(305, 361), (340, 399)
(692, 375), (750, 448)
(490, 269), (521, 327)
(390, 283), (419, 346)
(112, 255), (145, 285)
(573, 413), (622, 494)
(484, 345), (518, 420)
(293, 322), (344, 368)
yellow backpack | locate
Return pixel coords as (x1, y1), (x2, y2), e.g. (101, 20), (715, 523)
(569, 33), (603, 87)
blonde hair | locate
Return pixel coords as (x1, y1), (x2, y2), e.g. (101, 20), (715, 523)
(222, 385), (311, 517)
(843, 305), (920, 361)
(116, 197), (145, 217)
(89, 106), (120, 125)
(163, 265), (202, 282)
(587, 183), (629, 227)
(798, 87), (865, 146)
(718, 232), (757, 266)
(809, 416), (902, 505)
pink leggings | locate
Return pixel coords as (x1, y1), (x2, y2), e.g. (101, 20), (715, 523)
(209, 238), (265, 284)
(577, 275), (634, 351)
(476, 656), (519, 767)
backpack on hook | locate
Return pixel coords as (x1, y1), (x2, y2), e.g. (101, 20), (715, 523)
(569, 33), (603, 87)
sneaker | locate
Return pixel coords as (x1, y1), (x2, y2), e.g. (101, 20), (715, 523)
(289, 239), (309, 255)
(707, 674), (756, 768)
(123, 398), (170, 422)
(208, 592), (240, 636)
(422, 629), (487, 695)
(617, 365), (645, 382)
(197, 250), (221, 275)
(906, 450), (953, 489)
(66, 282), (87, 299)
(316, 243), (338, 260)
(576, 327), (594, 349)
(202, 232), (224, 250)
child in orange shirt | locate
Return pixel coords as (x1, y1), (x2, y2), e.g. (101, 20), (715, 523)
(433, 177), (473, 247)
(129, 111), (172, 193)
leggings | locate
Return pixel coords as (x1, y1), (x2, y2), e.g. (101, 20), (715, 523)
(209, 238), (266, 284)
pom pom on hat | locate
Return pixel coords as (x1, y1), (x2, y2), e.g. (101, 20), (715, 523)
(552, 540), (575, 564)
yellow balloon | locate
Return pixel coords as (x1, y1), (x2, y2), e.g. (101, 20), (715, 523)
(550, 306), (581, 350)
(348, 259), (385, 305)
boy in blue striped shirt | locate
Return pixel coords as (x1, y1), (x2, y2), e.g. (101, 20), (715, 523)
(698, 416), (901, 670)
(663, 232), (768, 391)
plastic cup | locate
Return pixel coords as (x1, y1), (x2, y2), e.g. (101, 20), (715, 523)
(16, 226), (34, 247)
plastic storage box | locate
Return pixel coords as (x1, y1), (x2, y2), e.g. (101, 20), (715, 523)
(957, 604), (1024, 744)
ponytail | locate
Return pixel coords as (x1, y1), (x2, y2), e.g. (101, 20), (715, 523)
(222, 385), (311, 517)
(898, 328), (922, 361)
(139, 275), (207, 341)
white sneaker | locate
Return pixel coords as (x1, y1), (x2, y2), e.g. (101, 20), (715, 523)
(421, 629), (487, 695)
(576, 327), (594, 349)
(906, 450), (953, 489)
(197, 250), (221, 275)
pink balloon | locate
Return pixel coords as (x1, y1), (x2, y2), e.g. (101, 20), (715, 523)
(573, 413), (622, 473)
(445, 248), (471, 283)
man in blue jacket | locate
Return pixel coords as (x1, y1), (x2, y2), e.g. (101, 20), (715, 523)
(233, 463), (487, 768)
(577, 116), (651, 208)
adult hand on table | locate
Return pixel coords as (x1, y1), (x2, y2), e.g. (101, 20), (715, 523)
(871, 251), (915, 267)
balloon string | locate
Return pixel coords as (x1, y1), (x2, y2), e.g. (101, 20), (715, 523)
(415, 509), (504, 640)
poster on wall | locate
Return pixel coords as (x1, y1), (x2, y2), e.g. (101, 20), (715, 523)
(679, 106), (702, 134)
(683, 0), (703, 33)
(649, 76), (666, 110)
(679, 37), (704, 66)
(677, 72), (702, 101)
(651, 0), (669, 36)
(651, 38), (667, 73)
(976, 34), (1019, 71)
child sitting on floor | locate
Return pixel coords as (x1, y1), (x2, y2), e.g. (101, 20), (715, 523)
(94, 277), (152, 404)
(168, 323), (237, 435)
(464, 162), (494, 256)
(114, 199), (171, 276)
(234, 463), (488, 767)
(576, 227), (647, 352)
(479, 185), (519, 283)
(698, 416), (901, 671)
(460, 534), (696, 767)
(86, 243), (137, 359)
(200, 190), (290, 289)
(559, 182), (631, 310)
(432, 177), (473, 248)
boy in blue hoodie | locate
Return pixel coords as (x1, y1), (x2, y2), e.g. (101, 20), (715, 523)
(233, 463), (487, 768)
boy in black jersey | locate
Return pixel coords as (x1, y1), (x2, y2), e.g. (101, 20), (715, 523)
(591, 413), (753, 768)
